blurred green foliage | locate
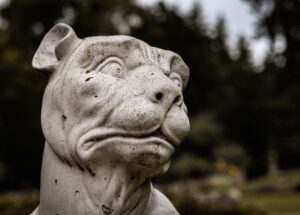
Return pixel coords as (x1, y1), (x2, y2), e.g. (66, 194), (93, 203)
(214, 143), (249, 169)
(0, 189), (267, 215)
(243, 192), (300, 215)
(242, 0), (300, 171)
(160, 177), (267, 215)
(0, 191), (38, 215)
(169, 153), (214, 179)
(246, 169), (300, 192)
(0, 0), (299, 190)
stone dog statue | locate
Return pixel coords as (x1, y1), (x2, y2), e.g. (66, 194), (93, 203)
(31, 23), (190, 215)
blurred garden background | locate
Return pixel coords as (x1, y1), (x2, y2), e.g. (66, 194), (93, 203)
(0, 0), (300, 214)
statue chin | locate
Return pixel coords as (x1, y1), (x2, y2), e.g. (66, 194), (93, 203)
(77, 135), (175, 176)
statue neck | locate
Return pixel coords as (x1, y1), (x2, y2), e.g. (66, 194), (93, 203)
(38, 142), (153, 215)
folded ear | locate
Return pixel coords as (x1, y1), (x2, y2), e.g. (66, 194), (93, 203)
(32, 23), (80, 73)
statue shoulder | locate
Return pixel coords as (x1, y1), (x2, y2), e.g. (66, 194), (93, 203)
(146, 187), (179, 215)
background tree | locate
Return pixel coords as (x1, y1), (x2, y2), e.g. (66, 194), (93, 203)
(0, 0), (137, 189)
(0, 0), (299, 189)
(243, 0), (300, 172)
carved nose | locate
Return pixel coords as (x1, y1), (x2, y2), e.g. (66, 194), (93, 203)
(149, 85), (183, 108)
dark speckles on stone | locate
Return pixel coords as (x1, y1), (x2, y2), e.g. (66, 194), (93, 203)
(85, 70), (92, 74)
(64, 158), (73, 168)
(85, 77), (93, 82)
(62, 114), (67, 121)
(101, 204), (113, 215)
(75, 190), (80, 196)
(55, 179), (58, 185)
(62, 114), (67, 129)
(94, 95), (98, 98)
(75, 161), (85, 172)
(87, 166), (96, 176)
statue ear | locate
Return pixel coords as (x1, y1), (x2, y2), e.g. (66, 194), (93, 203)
(32, 23), (80, 73)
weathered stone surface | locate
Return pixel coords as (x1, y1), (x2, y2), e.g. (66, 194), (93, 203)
(31, 23), (190, 215)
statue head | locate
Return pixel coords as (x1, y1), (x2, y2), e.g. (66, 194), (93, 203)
(33, 23), (190, 178)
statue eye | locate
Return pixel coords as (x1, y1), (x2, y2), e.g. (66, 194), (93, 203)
(94, 57), (124, 79)
(173, 78), (182, 89)
(169, 72), (183, 90)
(172, 77), (183, 90)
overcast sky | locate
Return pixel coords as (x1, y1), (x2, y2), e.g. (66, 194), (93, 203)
(137, 0), (269, 65)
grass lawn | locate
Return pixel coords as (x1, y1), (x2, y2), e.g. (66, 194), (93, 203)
(243, 192), (300, 215)
(246, 170), (300, 191)
(0, 191), (299, 215)
(0, 191), (38, 215)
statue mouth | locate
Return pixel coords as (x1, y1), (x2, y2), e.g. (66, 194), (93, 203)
(79, 126), (179, 152)
(150, 129), (180, 147)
